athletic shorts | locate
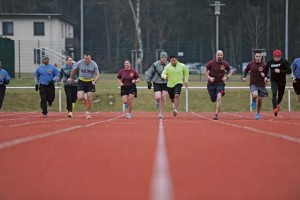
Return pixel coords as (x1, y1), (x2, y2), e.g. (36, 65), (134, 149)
(77, 80), (95, 93)
(153, 83), (168, 92)
(250, 85), (268, 97)
(121, 85), (137, 97)
(168, 83), (182, 100)
(207, 83), (225, 102)
(293, 78), (300, 95)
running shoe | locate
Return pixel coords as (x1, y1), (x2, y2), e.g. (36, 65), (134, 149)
(86, 114), (91, 119)
(213, 113), (218, 120)
(172, 110), (178, 117)
(126, 113), (132, 119)
(255, 113), (260, 120)
(273, 108), (278, 116)
(159, 112), (163, 119)
(68, 111), (73, 118)
(42, 113), (47, 118)
(251, 101), (256, 109)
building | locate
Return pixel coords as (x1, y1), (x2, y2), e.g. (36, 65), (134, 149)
(0, 13), (77, 73)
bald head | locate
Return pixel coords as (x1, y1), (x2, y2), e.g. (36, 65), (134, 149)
(215, 50), (224, 62)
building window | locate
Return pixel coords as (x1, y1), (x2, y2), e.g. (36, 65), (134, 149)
(2, 22), (13, 35)
(34, 22), (45, 36)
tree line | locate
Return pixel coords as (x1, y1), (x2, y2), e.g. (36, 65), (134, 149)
(1, 0), (300, 72)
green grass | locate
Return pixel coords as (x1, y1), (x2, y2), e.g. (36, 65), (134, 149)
(2, 73), (300, 112)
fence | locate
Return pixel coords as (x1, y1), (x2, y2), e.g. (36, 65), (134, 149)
(7, 86), (295, 113)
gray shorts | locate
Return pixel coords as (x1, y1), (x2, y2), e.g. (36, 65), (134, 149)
(250, 85), (268, 97)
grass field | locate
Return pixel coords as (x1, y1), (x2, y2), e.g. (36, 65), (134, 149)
(2, 73), (300, 113)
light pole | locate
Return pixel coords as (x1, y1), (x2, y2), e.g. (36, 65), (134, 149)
(80, 0), (83, 59)
(285, 0), (288, 59)
(210, 1), (225, 51)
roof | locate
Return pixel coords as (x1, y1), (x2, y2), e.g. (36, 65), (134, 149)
(0, 13), (77, 25)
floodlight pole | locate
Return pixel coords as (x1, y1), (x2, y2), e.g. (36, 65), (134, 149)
(210, 1), (225, 52)
(285, 0), (288, 59)
(80, 0), (83, 59)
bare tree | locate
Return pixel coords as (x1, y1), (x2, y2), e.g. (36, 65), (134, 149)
(129, 0), (143, 73)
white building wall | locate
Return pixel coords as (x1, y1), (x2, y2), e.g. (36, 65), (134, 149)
(0, 16), (74, 73)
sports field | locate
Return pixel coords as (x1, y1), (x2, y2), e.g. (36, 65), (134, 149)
(0, 111), (299, 200)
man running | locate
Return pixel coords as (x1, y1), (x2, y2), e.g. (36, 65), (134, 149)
(146, 51), (169, 119)
(243, 51), (268, 119)
(265, 49), (291, 116)
(69, 53), (100, 119)
(204, 50), (232, 120)
(161, 55), (189, 117)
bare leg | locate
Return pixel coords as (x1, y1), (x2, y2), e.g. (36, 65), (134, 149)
(160, 90), (168, 113)
(86, 91), (93, 112)
(215, 93), (222, 114)
(127, 94), (134, 113)
(257, 96), (263, 114)
(173, 94), (179, 110)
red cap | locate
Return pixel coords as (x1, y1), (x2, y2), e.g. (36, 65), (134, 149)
(273, 49), (282, 58)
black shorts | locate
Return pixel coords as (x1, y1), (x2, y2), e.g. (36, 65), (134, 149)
(77, 80), (95, 93)
(153, 83), (168, 92)
(207, 83), (225, 102)
(293, 78), (300, 95)
(168, 83), (182, 100)
(121, 85), (137, 97)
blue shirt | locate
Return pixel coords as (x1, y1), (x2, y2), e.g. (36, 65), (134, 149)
(34, 64), (60, 85)
(0, 68), (11, 85)
(291, 58), (300, 79)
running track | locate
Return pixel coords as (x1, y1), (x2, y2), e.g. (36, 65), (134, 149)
(0, 111), (299, 200)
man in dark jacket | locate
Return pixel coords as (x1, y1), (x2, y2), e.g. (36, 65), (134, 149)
(265, 50), (291, 116)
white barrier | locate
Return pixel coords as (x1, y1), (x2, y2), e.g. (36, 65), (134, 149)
(7, 86), (62, 112)
(7, 86), (294, 113)
(135, 86), (294, 112)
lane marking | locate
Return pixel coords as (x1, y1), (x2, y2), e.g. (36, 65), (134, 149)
(192, 112), (300, 144)
(150, 119), (174, 200)
(223, 112), (300, 126)
(0, 114), (125, 150)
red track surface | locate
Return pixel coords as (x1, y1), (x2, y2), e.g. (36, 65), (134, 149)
(0, 111), (300, 200)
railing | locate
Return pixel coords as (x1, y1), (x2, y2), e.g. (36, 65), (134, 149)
(7, 86), (62, 112)
(133, 86), (294, 112)
(6, 86), (294, 113)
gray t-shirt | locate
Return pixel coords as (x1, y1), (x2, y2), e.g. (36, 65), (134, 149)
(74, 59), (100, 81)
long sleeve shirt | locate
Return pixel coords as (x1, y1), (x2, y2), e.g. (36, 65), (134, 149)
(146, 60), (168, 84)
(265, 58), (291, 81)
(161, 62), (189, 88)
(34, 64), (60, 85)
(0, 68), (10, 85)
(59, 64), (78, 86)
(290, 58), (300, 79)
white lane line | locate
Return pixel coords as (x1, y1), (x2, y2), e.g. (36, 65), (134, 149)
(150, 119), (174, 200)
(0, 114), (125, 150)
(192, 112), (300, 144)
(223, 112), (300, 126)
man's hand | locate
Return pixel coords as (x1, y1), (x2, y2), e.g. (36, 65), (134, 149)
(35, 84), (39, 91)
(147, 82), (152, 89)
(208, 76), (215, 83)
(242, 77), (246, 82)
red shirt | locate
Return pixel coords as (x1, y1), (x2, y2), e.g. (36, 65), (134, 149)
(245, 61), (266, 87)
(117, 68), (140, 86)
(206, 59), (230, 85)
